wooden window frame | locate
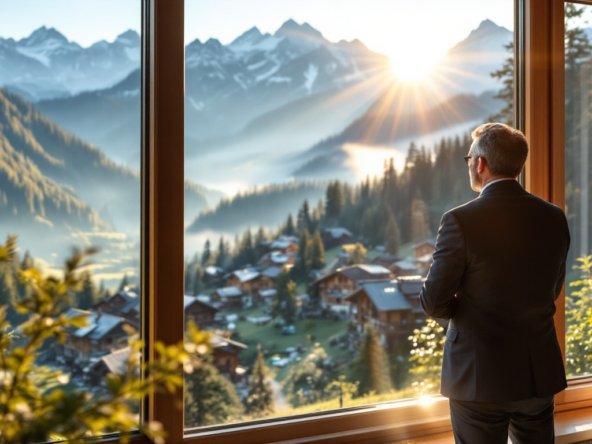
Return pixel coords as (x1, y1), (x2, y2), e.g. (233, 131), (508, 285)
(140, 0), (592, 442)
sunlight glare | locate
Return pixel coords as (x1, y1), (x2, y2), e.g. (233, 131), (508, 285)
(388, 41), (445, 84)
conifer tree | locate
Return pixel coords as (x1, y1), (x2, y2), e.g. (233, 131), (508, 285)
(284, 214), (296, 236)
(384, 209), (401, 255)
(489, 41), (514, 125)
(201, 239), (212, 266)
(325, 181), (344, 220)
(353, 325), (392, 396)
(245, 347), (275, 417)
(273, 270), (298, 325)
(118, 273), (129, 292)
(77, 271), (96, 309)
(191, 265), (204, 295)
(297, 200), (312, 233)
(410, 198), (431, 243)
(216, 237), (228, 268)
(294, 228), (311, 280)
(308, 230), (325, 270)
(184, 359), (244, 427)
(283, 343), (334, 406)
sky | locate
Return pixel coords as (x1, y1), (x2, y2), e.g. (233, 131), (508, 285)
(0, 0), (514, 57)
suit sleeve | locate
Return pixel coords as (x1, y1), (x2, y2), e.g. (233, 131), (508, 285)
(420, 211), (467, 319)
(554, 210), (571, 300)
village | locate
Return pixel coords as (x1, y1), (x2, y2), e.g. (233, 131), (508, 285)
(45, 226), (436, 416)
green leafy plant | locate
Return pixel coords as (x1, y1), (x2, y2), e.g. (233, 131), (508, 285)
(0, 236), (205, 444)
(566, 255), (592, 376)
(408, 318), (445, 396)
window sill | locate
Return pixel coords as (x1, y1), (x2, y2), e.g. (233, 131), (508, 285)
(182, 391), (592, 444)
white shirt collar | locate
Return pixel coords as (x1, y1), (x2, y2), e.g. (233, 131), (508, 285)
(479, 178), (517, 195)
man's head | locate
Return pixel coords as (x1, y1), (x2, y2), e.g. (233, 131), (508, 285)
(466, 123), (529, 192)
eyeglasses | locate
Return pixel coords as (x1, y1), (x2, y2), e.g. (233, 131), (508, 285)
(463, 156), (472, 164)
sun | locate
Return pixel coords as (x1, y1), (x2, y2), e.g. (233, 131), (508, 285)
(388, 43), (444, 84)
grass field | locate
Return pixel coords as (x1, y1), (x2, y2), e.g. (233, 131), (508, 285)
(233, 313), (350, 376)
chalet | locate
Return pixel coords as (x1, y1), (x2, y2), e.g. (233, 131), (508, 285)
(312, 264), (393, 310)
(258, 250), (294, 268)
(92, 290), (140, 327)
(322, 227), (353, 248)
(348, 277), (426, 347)
(226, 268), (274, 294)
(258, 288), (277, 304)
(211, 333), (248, 382)
(184, 295), (218, 329)
(64, 309), (134, 363)
(203, 265), (225, 286)
(370, 252), (400, 269)
(212, 286), (245, 309)
(414, 238), (436, 259)
(389, 259), (419, 277)
(87, 346), (131, 386)
(268, 235), (299, 254)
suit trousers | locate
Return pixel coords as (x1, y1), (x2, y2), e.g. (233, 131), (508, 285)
(449, 396), (555, 444)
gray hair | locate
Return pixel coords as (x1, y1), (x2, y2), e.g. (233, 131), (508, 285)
(471, 123), (528, 177)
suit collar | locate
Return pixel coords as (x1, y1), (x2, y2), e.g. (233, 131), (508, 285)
(478, 179), (526, 197)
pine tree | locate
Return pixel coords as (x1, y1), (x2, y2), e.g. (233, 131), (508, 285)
(410, 198), (431, 243)
(294, 228), (311, 280)
(77, 272), (96, 309)
(273, 270), (298, 325)
(284, 214), (296, 236)
(325, 182), (344, 220)
(353, 325), (392, 396)
(489, 41), (514, 124)
(283, 343), (334, 406)
(201, 239), (212, 266)
(216, 237), (228, 268)
(192, 265), (204, 295)
(308, 230), (325, 270)
(297, 200), (312, 233)
(118, 273), (129, 292)
(384, 209), (401, 255)
(245, 347), (275, 417)
(184, 359), (244, 427)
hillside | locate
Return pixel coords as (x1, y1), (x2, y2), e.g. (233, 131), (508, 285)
(186, 181), (326, 233)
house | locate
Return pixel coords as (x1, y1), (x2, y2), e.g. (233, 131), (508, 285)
(87, 346), (132, 386)
(322, 227), (354, 248)
(389, 259), (419, 277)
(212, 286), (245, 309)
(64, 309), (134, 363)
(257, 288), (277, 305)
(413, 238), (436, 259)
(348, 276), (426, 347)
(92, 289), (140, 327)
(184, 295), (218, 329)
(268, 235), (299, 254)
(226, 268), (274, 294)
(211, 333), (248, 382)
(370, 252), (400, 269)
(258, 250), (294, 268)
(312, 264), (393, 310)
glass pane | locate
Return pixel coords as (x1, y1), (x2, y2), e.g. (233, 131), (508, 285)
(183, 0), (514, 429)
(564, 2), (592, 379)
(0, 0), (141, 439)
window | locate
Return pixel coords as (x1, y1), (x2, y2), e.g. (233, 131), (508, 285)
(182, 0), (515, 431)
(564, 1), (592, 379)
(0, 0), (142, 430)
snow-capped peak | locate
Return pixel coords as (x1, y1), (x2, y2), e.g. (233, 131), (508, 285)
(20, 26), (68, 47)
(274, 19), (325, 42)
(230, 26), (264, 47)
(115, 29), (140, 46)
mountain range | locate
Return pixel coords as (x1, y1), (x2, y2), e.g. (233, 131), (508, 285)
(0, 27), (140, 102)
(0, 18), (517, 264)
(0, 88), (214, 281)
(29, 19), (513, 185)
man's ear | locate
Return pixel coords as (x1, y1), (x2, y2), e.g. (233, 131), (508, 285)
(477, 156), (487, 174)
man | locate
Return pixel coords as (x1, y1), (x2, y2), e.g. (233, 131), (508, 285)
(420, 123), (569, 444)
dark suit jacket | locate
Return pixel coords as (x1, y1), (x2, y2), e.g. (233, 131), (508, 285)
(420, 180), (570, 402)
